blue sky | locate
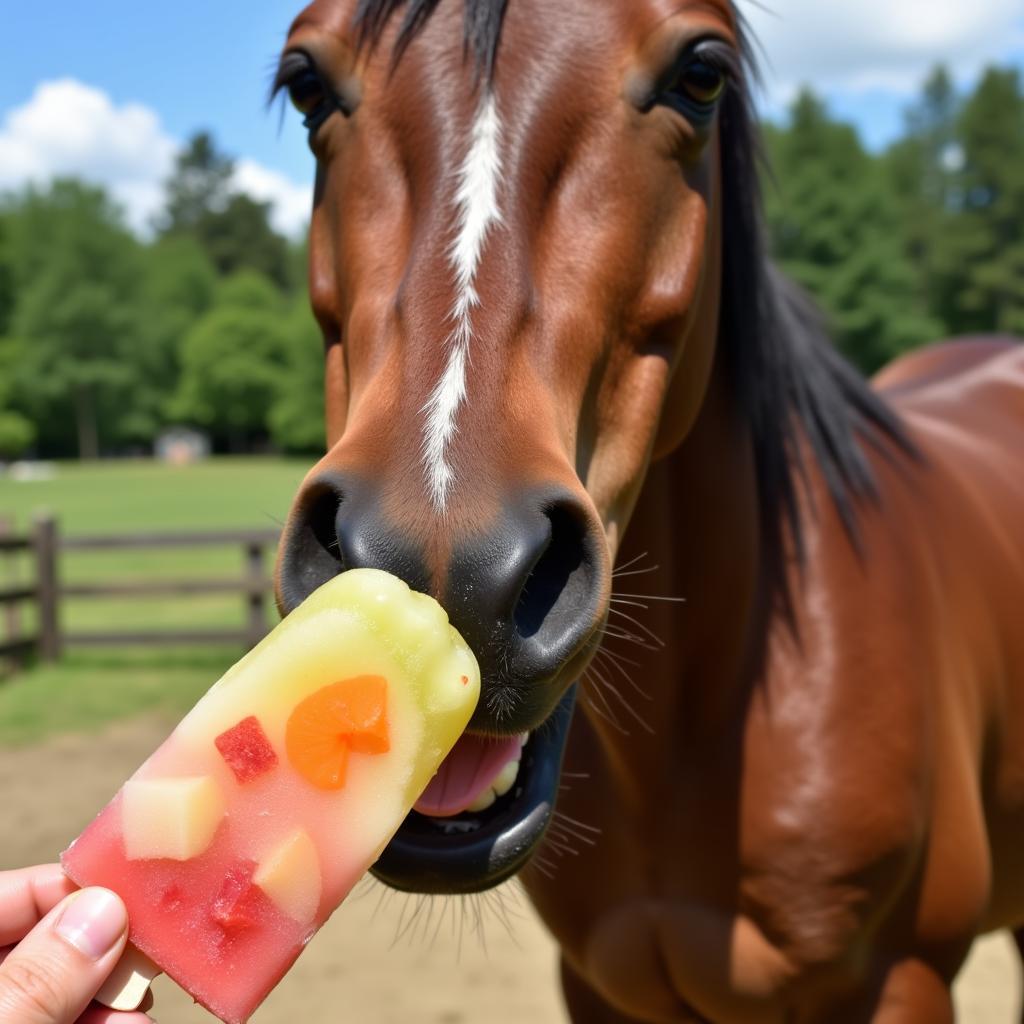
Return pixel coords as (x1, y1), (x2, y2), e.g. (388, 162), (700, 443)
(2, 0), (1022, 234)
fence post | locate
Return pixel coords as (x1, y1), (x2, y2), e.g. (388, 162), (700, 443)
(33, 515), (61, 662)
(245, 541), (266, 649)
(0, 516), (19, 675)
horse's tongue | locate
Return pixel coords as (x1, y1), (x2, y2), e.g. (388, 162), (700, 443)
(414, 733), (523, 818)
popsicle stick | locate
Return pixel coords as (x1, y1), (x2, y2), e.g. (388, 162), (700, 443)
(95, 944), (160, 1011)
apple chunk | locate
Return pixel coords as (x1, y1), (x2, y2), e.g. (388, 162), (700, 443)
(253, 829), (321, 924)
(121, 777), (224, 861)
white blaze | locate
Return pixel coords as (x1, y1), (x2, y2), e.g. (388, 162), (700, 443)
(421, 92), (503, 512)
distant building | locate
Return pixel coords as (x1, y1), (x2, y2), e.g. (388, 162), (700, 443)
(155, 428), (210, 465)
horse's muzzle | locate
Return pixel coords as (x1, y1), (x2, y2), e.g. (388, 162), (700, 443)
(277, 474), (605, 733)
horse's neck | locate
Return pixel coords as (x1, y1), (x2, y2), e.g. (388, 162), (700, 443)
(591, 359), (770, 763)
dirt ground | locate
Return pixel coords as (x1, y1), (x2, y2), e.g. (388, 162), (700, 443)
(1, 716), (1019, 1023)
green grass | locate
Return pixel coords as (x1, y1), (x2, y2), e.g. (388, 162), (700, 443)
(0, 457), (312, 745)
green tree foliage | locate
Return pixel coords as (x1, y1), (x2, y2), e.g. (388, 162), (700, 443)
(199, 193), (291, 288)
(157, 131), (234, 235)
(884, 67), (962, 328)
(270, 302), (326, 454)
(173, 276), (291, 450)
(765, 91), (941, 371)
(0, 337), (35, 459)
(951, 68), (1024, 334)
(1, 180), (144, 458)
(158, 133), (292, 289)
(125, 236), (219, 443)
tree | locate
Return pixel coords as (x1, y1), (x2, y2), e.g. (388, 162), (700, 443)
(214, 268), (287, 314)
(158, 132), (292, 288)
(0, 337), (35, 459)
(123, 236), (219, 443)
(2, 180), (144, 458)
(199, 193), (291, 288)
(765, 91), (940, 371)
(174, 280), (291, 450)
(885, 67), (962, 328)
(157, 131), (234, 235)
(270, 302), (326, 453)
(949, 68), (1024, 335)
(0, 215), (14, 338)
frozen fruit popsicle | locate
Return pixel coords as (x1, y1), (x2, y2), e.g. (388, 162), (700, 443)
(61, 568), (480, 1024)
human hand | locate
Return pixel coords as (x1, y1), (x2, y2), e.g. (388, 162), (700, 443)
(0, 865), (153, 1023)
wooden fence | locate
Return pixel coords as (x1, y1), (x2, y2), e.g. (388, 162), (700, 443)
(0, 516), (279, 672)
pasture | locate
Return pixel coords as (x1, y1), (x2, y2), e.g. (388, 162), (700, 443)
(0, 457), (307, 744)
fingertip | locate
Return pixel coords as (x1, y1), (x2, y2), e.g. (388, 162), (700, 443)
(55, 888), (128, 961)
(78, 1006), (155, 1024)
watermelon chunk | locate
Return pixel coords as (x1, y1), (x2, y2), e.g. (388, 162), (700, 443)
(215, 716), (278, 783)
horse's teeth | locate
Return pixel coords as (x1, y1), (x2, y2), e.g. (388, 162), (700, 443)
(467, 788), (497, 812)
(466, 757), (521, 812)
(493, 758), (520, 797)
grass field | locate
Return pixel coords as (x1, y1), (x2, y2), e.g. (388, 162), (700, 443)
(0, 457), (312, 745)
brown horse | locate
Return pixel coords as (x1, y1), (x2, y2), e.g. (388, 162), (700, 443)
(271, 1), (1024, 1019)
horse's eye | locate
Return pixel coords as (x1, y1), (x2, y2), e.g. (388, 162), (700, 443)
(673, 59), (726, 108)
(275, 53), (342, 134)
(288, 68), (328, 117)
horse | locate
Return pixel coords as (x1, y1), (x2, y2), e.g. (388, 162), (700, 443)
(270, 0), (1024, 1019)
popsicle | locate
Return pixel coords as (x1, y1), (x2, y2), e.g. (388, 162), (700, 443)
(61, 568), (481, 1024)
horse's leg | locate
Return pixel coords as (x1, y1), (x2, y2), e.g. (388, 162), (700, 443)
(559, 957), (675, 1024)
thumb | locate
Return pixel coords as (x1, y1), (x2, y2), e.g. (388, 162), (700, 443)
(0, 888), (128, 1024)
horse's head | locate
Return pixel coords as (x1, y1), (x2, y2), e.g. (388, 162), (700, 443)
(275, 0), (742, 891)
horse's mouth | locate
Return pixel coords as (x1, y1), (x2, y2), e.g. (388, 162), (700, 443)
(371, 685), (577, 894)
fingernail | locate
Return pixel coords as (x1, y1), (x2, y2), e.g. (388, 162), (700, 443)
(55, 889), (127, 959)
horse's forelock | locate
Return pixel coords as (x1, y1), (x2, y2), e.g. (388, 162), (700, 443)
(353, 0), (508, 79)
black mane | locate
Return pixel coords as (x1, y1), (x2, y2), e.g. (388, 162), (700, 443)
(355, 0), (912, 604)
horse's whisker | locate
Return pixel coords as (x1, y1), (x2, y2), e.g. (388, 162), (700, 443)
(606, 606), (666, 649)
(528, 856), (557, 881)
(593, 645), (643, 669)
(609, 564), (661, 579)
(548, 823), (596, 850)
(552, 811), (602, 834)
(600, 625), (661, 651)
(594, 672), (656, 735)
(544, 835), (581, 857)
(612, 592), (688, 603)
(608, 597), (652, 610)
(611, 550), (650, 573)
(485, 889), (522, 948)
(582, 676), (630, 734)
(592, 646), (653, 701)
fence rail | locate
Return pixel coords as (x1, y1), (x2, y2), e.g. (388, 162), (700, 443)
(0, 516), (280, 676)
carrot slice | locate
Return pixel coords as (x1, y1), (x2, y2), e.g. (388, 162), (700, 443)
(286, 676), (390, 790)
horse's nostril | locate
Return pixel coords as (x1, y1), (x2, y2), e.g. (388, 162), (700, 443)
(277, 479), (346, 614)
(278, 474), (431, 614)
(446, 490), (603, 726)
(514, 503), (589, 640)
(309, 487), (344, 568)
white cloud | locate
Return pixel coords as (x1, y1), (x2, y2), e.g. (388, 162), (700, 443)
(0, 79), (311, 237)
(740, 0), (1024, 106)
(232, 159), (312, 237)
